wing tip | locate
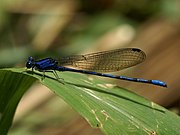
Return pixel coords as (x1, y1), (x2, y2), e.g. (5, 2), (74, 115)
(132, 48), (141, 52)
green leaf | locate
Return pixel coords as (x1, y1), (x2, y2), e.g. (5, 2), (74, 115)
(0, 68), (180, 135)
(0, 69), (36, 135)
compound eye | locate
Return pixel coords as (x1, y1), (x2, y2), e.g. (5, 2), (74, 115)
(28, 56), (34, 61)
(26, 62), (32, 68)
(26, 56), (34, 68)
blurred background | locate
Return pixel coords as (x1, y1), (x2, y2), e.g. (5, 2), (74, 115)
(0, 0), (179, 135)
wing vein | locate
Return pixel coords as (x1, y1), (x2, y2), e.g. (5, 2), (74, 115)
(58, 48), (146, 72)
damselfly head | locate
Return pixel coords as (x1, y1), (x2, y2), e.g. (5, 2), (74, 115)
(26, 56), (34, 68)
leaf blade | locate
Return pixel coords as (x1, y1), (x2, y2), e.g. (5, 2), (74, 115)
(0, 68), (180, 135)
(0, 69), (36, 135)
